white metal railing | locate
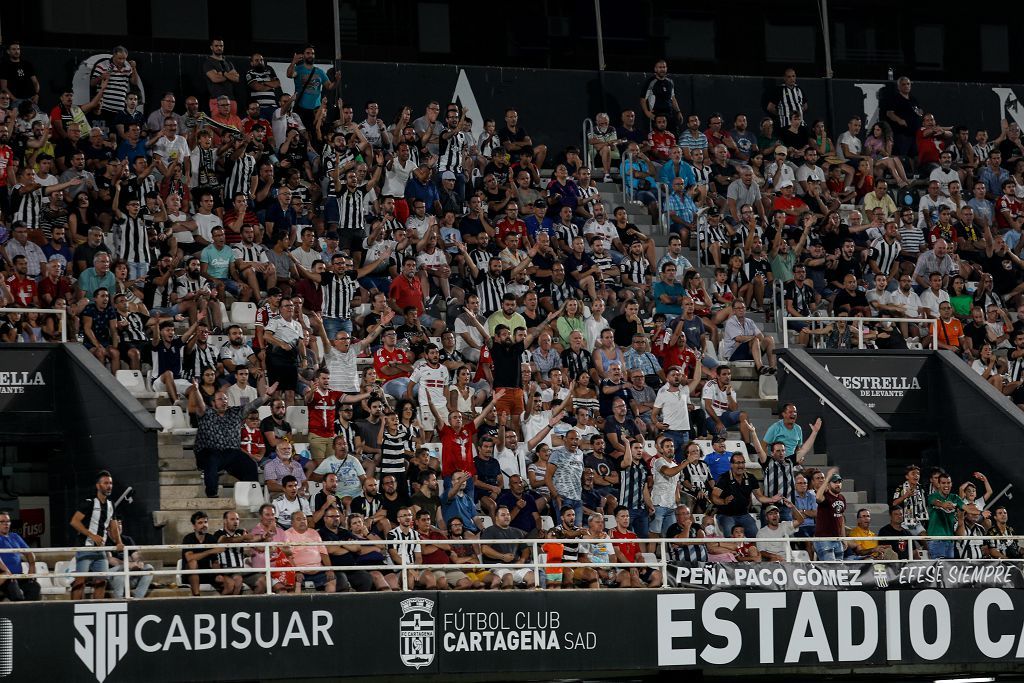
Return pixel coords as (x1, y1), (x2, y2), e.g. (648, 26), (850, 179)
(2, 532), (1019, 598)
(781, 315), (939, 350)
(582, 117), (594, 170)
(772, 279), (785, 327)
(0, 307), (68, 343)
(656, 181), (669, 235)
(622, 150), (634, 202)
(776, 356), (868, 437)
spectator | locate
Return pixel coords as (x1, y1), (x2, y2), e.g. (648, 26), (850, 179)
(191, 379), (276, 497)
(106, 518), (153, 600)
(846, 508), (898, 560)
(203, 39), (240, 110)
(753, 418), (821, 522)
(877, 506), (916, 561)
(90, 46), (139, 130)
(610, 506), (661, 587)
(755, 502), (806, 562)
(286, 45), (339, 131)
(712, 451), (781, 538)
(926, 472), (965, 560)
(0, 511), (40, 602)
(285, 511), (336, 593)
(180, 511), (223, 597)
(721, 301), (777, 374)
(813, 468), (847, 561)
(480, 505), (535, 589)
(273, 474), (313, 530)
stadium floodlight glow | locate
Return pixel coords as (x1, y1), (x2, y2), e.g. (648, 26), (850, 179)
(933, 678), (995, 683)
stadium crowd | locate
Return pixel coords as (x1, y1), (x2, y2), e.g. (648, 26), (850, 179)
(0, 43), (1018, 597)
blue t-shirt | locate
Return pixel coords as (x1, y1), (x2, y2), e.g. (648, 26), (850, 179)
(794, 490), (817, 528)
(291, 64), (329, 110)
(704, 451), (731, 480)
(653, 280), (687, 316)
(200, 244), (235, 279)
(0, 532), (29, 573)
(763, 420), (804, 456)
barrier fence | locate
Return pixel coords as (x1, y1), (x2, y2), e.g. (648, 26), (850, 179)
(782, 315), (939, 350)
(2, 532), (1020, 599)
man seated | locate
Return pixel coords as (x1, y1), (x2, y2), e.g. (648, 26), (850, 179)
(755, 502), (805, 562)
(721, 301), (777, 375)
(610, 506), (662, 588)
(284, 511), (336, 592)
(845, 508), (898, 560)
(272, 475), (312, 530)
(480, 505), (535, 589)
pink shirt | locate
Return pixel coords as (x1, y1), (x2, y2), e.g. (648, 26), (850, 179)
(284, 527), (327, 569)
(248, 524), (287, 568)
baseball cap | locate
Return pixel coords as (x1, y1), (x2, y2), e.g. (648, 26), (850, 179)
(775, 145), (788, 157)
(534, 198), (547, 208)
(777, 179), (794, 190)
(707, 206), (721, 217)
(712, 435), (727, 444)
(441, 171), (456, 181)
(764, 505), (780, 514)
(325, 232), (340, 241)
(829, 473), (843, 483)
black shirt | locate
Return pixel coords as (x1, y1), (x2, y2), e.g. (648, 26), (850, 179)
(490, 340), (526, 388)
(880, 89), (923, 137)
(379, 491), (411, 524)
(0, 60), (37, 99)
(181, 531), (216, 569)
(778, 124), (811, 151)
(610, 314), (644, 348)
(877, 523), (912, 560)
(714, 472), (760, 515)
(318, 526), (358, 566)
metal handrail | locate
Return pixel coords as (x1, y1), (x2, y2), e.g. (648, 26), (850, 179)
(781, 315), (939, 350)
(3, 531), (1018, 598)
(582, 117), (594, 170)
(777, 355), (868, 437)
(0, 307), (68, 343)
(656, 181), (669, 236)
(622, 150), (634, 203)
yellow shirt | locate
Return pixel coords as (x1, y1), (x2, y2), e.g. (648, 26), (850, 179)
(849, 526), (878, 551)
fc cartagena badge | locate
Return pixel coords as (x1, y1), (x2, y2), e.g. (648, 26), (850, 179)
(399, 597), (435, 669)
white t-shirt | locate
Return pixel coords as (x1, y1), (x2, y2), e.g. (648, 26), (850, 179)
(522, 411), (555, 449)
(495, 445), (529, 486)
(264, 317), (304, 348)
(836, 131), (861, 162)
(410, 363), (448, 407)
(651, 455), (681, 508)
(765, 161), (796, 189)
(193, 212), (223, 244)
(325, 346), (361, 393)
(152, 134), (190, 164)
(884, 289), (922, 318)
(453, 315), (483, 352)
(756, 521), (798, 555)
(382, 157), (417, 197)
(583, 218), (617, 247)
(929, 168), (959, 197)
(918, 289), (950, 318)
(795, 164), (826, 196)
(584, 315), (608, 351)
(417, 248), (448, 269)
(654, 385), (690, 431)
(700, 379), (735, 418)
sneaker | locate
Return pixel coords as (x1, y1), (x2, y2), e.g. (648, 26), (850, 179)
(767, 367), (777, 375)
(602, 174), (612, 183)
(427, 294), (439, 307)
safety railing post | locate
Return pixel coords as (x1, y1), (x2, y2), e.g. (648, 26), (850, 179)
(264, 542), (273, 595)
(122, 546), (131, 600)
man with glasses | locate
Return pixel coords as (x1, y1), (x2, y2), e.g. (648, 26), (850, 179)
(150, 117), (190, 178)
(712, 452), (781, 538)
(0, 512), (40, 602)
(146, 92), (183, 135)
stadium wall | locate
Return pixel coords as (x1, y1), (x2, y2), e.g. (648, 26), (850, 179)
(4, 588), (1024, 681)
(22, 46), (1024, 156)
(0, 344), (161, 546)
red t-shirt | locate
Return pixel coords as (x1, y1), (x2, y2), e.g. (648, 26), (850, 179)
(374, 346), (412, 380)
(661, 345), (698, 379)
(389, 274), (424, 316)
(815, 490), (847, 538)
(222, 210), (259, 244)
(610, 528), (639, 562)
(916, 129), (945, 166)
(6, 274), (36, 307)
(0, 146), (12, 188)
(772, 196), (808, 225)
(440, 421), (477, 478)
(421, 530), (451, 565)
(647, 131), (677, 160)
(39, 276), (73, 305)
(996, 195), (1024, 229)
(496, 218), (528, 242)
(240, 425), (265, 458)
(473, 344), (493, 383)
(307, 388), (343, 438)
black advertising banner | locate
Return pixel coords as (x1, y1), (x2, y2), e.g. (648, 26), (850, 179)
(7, 588), (1024, 680)
(436, 591), (650, 674)
(0, 349), (55, 413)
(816, 354), (929, 414)
(668, 560), (1024, 591)
(656, 588), (1024, 669)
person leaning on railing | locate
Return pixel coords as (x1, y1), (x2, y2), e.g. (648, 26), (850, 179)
(0, 510), (41, 602)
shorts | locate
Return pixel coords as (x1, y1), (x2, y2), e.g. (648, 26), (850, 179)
(149, 304), (182, 317)
(432, 569), (470, 586)
(222, 279), (244, 297)
(729, 341), (754, 361)
(118, 340), (148, 358)
(464, 570), (492, 583)
(494, 387), (525, 416)
(308, 433), (334, 462)
(243, 571), (267, 590)
(492, 567), (533, 584)
(267, 358), (299, 392)
(152, 376), (193, 396)
(75, 551), (109, 577)
(419, 403), (445, 432)
(303, 570), (333, 588)
(718, 410), (743, 429)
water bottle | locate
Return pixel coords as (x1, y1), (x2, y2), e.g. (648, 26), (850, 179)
(887, 67), (894, 81)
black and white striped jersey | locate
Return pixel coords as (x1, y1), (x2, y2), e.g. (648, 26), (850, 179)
(334, 187), (368, 233)
(320, 272), (358, 320)
(437, 129), (467, 174)
(224, 153), (256, 199)
(114, 214), (153, 263)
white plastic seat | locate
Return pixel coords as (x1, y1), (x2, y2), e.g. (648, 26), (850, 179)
(285, 406), (308, 435)
(208, 334), (229, 349)
(643, 439), (657, 454)
(52, 560), (74, 589)
(541, 517), (554, 531)
(422, 442), (442, 469)
(478, 515), (494, 530)
(154, 405), (197, 436)
(639, 552), (658, 566)
(604, 515), (616, 530)
(257, 405), (272, 421)
(230, 302), (257, 326)
(791, 550), (811, 562)
(234, 481), (264, 513)
(694, 439), (712, 455)
(175, 559), (216, 592)
(292, 442), (309, 459)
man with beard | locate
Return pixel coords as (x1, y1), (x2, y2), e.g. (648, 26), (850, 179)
(287, 45), (340, 131)
(202, 38), (240, 111)
(245, 53), (281, 122)
(212, 510), (252, 596)
(316, 503), (364, 591)
(173, 255), (220, 327)
(490, 317), (556, 431)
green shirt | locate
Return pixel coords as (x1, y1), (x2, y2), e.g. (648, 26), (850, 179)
(926, 491), (963, 536)
(200, 244), (235, 280)
(770, 251), (797, 283)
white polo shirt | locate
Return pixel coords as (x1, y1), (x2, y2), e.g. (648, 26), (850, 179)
(654, 385), (691, 431)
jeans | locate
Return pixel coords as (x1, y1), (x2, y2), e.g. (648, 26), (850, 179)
(663, 429), (690, 463)
(813, 540), (845, 561)
(128, 261), (149, 280)
(109, 565), (155, 599)
(383, 377), (411, 402)
(358, 276), (392, 294)
(322, 316), (353, 340)
(629, 507), (650, 538)
(196, 447), (258, 497)
(928, 540), (954, 560)
(719, 513), (758, 538)
(559, 497), (583, 524)
(652, 505), (676, 534)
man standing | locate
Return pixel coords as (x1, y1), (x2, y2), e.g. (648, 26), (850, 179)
(245, 53), (281, 121)
(286, 45), (339, 131)
(191, 381), (277, 497)
(755, 419), (821, 522)
(546, 430), (586, 522)
(712, 454), (781, 538)
(69, 471), (123, 600)
(926, 472), (965, 560)
(203, 39), (240, 110)
(652, 365), (702, 461)
(0, 511), (40, 601)
(813, 468), (847, 561)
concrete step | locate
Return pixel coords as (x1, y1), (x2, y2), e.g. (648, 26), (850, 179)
(160, 455), (198, 472)
(158, 495), (236, 511)
(154, 511), (259, 543)
(161, 484), (217, 499)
